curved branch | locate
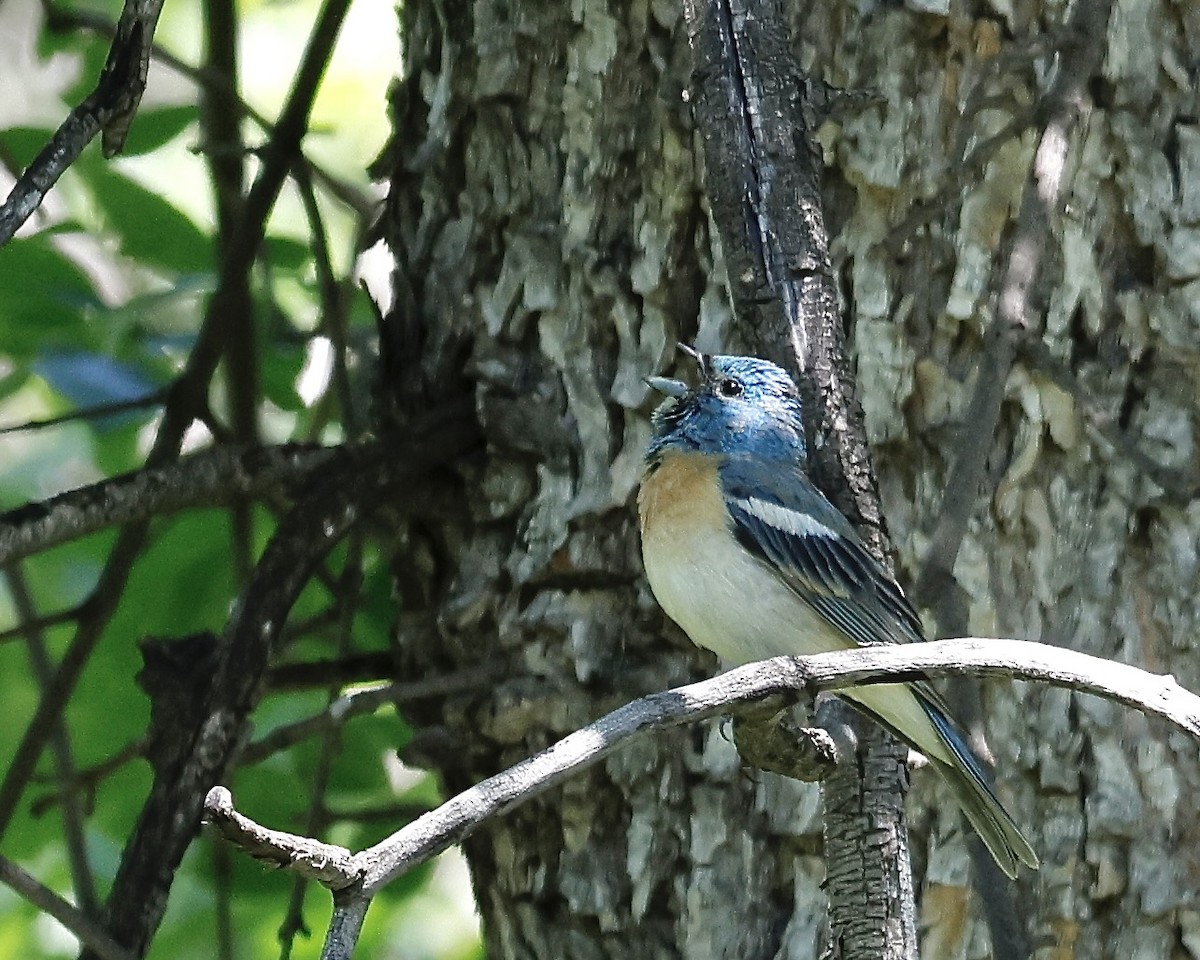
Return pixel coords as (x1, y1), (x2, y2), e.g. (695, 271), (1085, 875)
(208, 637), (1200, 909)
(203, 788), (358, 889)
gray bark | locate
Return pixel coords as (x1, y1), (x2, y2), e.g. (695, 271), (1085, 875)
(379, 0), (1200, 956)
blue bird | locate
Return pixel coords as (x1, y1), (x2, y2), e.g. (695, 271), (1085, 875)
(638, 347), (1038, 877)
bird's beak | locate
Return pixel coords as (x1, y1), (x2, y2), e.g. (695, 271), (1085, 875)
(644, 376), (689, 398)
(677, 342), (711, 380)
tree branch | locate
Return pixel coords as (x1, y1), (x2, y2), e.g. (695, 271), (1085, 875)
(86, 410), (479, 958)
(2, 566), (97, 915)
(0, 0), (165, 244)
(0, 392), (166, 436)
(163, 0), (355, 441)
(241, 667), (499, 766)
(41, 0), (374, 218)
(683, 2), (915, 953)
(0, 444), (333, 567)
(203, 788), (358, 888)
(0, 855), (135, 960)
(0, 0), (359, 903)
(206, 637), (1200, 958)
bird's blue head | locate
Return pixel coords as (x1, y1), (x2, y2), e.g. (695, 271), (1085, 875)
(645, 347), (807, 463)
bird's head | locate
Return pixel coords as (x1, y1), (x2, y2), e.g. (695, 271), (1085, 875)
(645, 346), (807, 462)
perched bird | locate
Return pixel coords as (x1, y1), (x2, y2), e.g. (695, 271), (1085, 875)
(637, 346), (1038, 877)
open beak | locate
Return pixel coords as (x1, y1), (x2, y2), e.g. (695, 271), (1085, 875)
(645, 343), (710, 398)
(644, 375), (689, 398)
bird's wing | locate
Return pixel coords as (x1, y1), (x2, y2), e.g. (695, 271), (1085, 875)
(718, 455), (1040, 875)
(718, 456), (925, 648)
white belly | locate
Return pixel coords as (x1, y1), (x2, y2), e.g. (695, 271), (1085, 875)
(642, 518), (847, 663)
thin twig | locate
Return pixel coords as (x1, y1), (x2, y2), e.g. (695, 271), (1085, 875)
(31, 739), (147, 817)
(0, 525), (147, 844)
(0, 443), (333, 567)
(93, 409), (478, 959)
(244, 667), (496, 765)
(292, 161), (361, 439)
(0, 392), (166, 435)
(41, 0), (374, 218)
(0, 605), (83, 646)
(0, 0), (358, 872)
(162, 0), (357, 446)
(2, 566), (97, 915)
(277, 531), (364, 960)
(0, 855), (136, 960)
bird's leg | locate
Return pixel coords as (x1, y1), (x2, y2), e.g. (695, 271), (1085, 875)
(732, 702), (840, 782)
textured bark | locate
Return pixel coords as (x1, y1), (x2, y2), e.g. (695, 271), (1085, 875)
(682, 2), (916, 957)
(379, 0), (1200, 958)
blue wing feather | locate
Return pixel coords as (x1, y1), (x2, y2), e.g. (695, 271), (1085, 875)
(719, 456), (925, 646)
(717, 453), (1039, 874)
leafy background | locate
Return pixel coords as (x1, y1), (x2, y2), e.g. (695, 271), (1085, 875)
(0, 2), (480, 957)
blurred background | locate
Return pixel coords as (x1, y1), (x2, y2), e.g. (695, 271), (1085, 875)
(0, 1), (481, 957)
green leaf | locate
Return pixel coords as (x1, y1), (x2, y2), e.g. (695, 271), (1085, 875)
(118, 104), (197, 156)
(0, 366), (32, 407)
(122, 510), (239, 635)
(87, 166), (213, 274)
(0, 236), (100, 355)
(264, 235), (312, 272)
(260, 340), (307, 412)
(40, 28), (110, 104)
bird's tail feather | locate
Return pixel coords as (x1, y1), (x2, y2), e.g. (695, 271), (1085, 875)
(922, 700), (1039, 878)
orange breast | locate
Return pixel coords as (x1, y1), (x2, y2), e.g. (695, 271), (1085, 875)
(638, 452), (729, 541)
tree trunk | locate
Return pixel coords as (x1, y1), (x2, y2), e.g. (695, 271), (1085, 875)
(378, 0), (1200, 956)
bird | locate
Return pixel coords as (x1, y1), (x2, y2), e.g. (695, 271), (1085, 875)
(637, 345), (1038, 877)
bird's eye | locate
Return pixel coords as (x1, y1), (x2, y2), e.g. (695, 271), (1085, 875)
(716, 378), (743, 398)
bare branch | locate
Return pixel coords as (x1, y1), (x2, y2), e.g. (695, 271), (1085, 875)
(0, 855), (136, 960)
(0, 0), (361, 899)
(42, 1), (374, 218)
(203, 788), (359, 889)
(0, 392), (166, 436)
(0, 605), (82, 646)
(209, 638), (1200, 906)
(683, 3), (915, 952)
(0, 444), (333, 567)
(165, 0), (357, 439)
(1, 566), (97, 914)
(0, 0), (165, 244)
(242, 667), (499, 766)
(94, 410), (479, 958)
(32, 739), (146, 817)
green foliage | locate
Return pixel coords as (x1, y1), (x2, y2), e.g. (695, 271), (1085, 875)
(0, 2), (479, 958)
(84, 161), (214, 274)
(0, 236), (100, 354)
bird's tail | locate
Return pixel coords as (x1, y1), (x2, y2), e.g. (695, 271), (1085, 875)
(921, 697), (1039, 878)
